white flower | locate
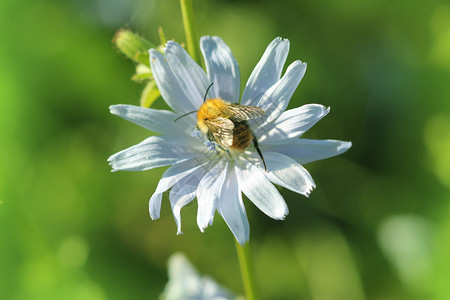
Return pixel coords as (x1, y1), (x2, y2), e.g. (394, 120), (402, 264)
(161, 252), (237, 300)
(108, 36), (351, 245)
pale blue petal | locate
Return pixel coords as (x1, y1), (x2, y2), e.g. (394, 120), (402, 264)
(149, 158), (210, 221)
(255, 60), (307, 124)
(235, 160), (288, 220)
(165, 41), (209, 108)
(197, 159), (228, 231)
(108, 135), (200, 172)
(241, 37), (290, 106)
(217, 163), (249, 245)
(149, 192), (163, 220)
(149, 49), (198, 116)
(164, 253), (236, 300)
(263, 139), (352, 165)
(110, 105), (191, 135)
(262, 152), (316, 197)
(154, 158), (208, 194)
(200, 36), (240, 103)
(257, 104), (330, 143)
(170, 164), (209, 234)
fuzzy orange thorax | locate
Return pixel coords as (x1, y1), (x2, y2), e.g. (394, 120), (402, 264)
(197, 98), (231, 121)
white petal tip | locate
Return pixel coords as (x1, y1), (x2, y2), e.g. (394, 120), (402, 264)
(304, 189), (313, 198)
(278, 214), (287, 221)
(109, 104), (120, 113)
(198, 218), (213, 232)
(199, 35), (209, 43)
(108, 161), (120, 171)
(273, 208), (289, 220)
(340, 141), (352, 151)
(303, 183), (316, 198)
(292, 60), (307, 68)
(164, 41), (178, 50)
(148, 49), (158, 58)
(197, 218), (207, 232)
(109, 104), (132, 117)
(275, 36), (288, 42)
(283, 60), (307, 78)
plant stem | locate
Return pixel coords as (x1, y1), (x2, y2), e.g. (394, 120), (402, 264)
(235, 240), (258, 300)
(180, 0), (201, 65)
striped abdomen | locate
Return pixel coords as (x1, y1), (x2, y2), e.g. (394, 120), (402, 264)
(231, 121), (253, 150)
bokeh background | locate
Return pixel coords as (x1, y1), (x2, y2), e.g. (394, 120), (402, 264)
(1, 0), (449, 299)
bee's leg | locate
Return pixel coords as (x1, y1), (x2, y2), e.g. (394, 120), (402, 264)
(192, 127), (203, 140)
(216, 144), (230, 156)
(253, 137), (267, 172)
(192, 128), (220, 152)
(204, 140), (217, 151)
(204, 131), (219, 151)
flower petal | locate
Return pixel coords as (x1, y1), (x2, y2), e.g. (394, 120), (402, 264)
(108, 135), (200, 172)
(164, 253), (236, 300)
(150, 158), (210, 221)
(109, 105), (192, 135)
(263, 139), (352, 165)
(256, 60), (307, 124)
(217, 163), (249, 245)
(200, 36), (240, 103)
(149, 49), (198, 115)
(241, 37), (290, 106)
(197, 159), (228, 231)
(149, 192), (163, 220)
(170, 173), (203, 234)
(262, 152), (315, 197)
(235, 160), (288, 220)
(257, 104), (330, 143)
(154, 158), (208, 195)
(164, 41), (209, 108)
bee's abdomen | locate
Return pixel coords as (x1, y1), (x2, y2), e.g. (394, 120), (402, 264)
(231, 121), (253, 150)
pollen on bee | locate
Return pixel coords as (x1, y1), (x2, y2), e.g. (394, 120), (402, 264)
(197, 98), (228, 121)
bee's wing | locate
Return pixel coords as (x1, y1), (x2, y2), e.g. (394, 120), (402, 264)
(227, 104), (265, 122)
(204, 117), (234, 148)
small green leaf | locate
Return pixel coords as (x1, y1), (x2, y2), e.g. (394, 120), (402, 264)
(132, 72), (152, 82)
(132, 64), (152, 82)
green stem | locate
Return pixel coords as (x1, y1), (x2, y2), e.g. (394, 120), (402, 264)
(235, 240), (258, 300)
(180, 0), (201, 64)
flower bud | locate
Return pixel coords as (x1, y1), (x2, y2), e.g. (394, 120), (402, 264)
(113, 29), (155, 66)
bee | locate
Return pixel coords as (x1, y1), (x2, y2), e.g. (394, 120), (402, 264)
(175, 83), (267, 171)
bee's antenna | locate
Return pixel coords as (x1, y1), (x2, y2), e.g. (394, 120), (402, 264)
(173, 110), (197, 122)
(253, 137), (267, 172)
(204, 82), (214, 103)
(174, 82), (214, 122)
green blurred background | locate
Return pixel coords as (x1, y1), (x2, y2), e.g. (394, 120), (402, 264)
(1, 0), (449, 299)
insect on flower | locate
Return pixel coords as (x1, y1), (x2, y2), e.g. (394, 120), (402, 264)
(108, 36), (352, 245)
(175, 83), (268, 170)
